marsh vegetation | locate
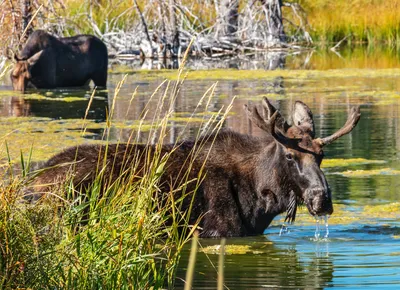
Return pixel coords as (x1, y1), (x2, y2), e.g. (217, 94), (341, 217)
(1, 1), (400, 289)
(0, 63), (400, 288)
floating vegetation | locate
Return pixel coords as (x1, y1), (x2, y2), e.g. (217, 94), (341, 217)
(0, 90), (22, 97)
(113, 68), (400, 82)
(278, 203), (400, 227)
(23, 93), (92, 102)
(363, 203), (400, 219)
(168, 116), (210, 123)
(321, 158), (386, 168)
(200, 244), (252, 255)
(337, 168), (400, 177)
(0, 117), (155, 163)
(173, 111), (235, 117)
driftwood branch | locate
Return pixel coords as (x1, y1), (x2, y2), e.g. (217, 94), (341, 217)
(331, 34), (351, 51)
(1, 0), (316, 60)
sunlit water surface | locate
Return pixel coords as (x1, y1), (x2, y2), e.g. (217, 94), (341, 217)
(1, 47), (400, 289)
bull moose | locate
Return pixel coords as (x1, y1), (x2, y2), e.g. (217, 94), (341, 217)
(10, 30), (108, 92)
(31, 98), (361, 237)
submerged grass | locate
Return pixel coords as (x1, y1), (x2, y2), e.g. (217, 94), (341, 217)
(0, 63), (233, 288)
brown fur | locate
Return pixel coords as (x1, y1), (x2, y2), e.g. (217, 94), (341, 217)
(11, 30), (108, 91)
(30, 99), (360, 237)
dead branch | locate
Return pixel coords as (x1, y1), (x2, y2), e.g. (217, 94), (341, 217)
(133, 0), (153, 57)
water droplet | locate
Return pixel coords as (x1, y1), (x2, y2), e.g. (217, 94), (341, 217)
(279, 223), (289, 236)
(324, 215), (330, 239)
(314, 216), (321, 240)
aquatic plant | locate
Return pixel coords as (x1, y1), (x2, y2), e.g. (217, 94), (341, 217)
(337, 168), (400, 177)
(321, 158), (386, 168)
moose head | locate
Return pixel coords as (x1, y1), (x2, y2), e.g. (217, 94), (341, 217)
(245, 98), (361, 223)
(9, 49), (43, 92)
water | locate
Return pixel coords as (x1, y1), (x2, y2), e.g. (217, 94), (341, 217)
(1, 46), (400, 289)
(176, 223), (400, 289)
(314, 216), (330, 240)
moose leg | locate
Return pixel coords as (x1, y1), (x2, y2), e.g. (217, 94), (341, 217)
(91, 69), (107, 87)
(200, 173), (246, 237)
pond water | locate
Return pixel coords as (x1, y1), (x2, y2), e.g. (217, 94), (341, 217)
(1, 46), (400, 289)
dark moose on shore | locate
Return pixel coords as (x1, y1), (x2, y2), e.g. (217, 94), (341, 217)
(30, 98), (361, 237)
(9, 30), (108, 92)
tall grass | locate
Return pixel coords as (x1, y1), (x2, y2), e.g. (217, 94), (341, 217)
(63, 0), (400, 45)
(0, 61), (232, 288)
(297, 0), (400, 45)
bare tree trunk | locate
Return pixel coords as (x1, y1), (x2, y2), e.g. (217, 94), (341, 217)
(169, 0), (180, 57)
(260, 0), (286, 47)
(20, 0), (33, 42)
(133, 0), (153, 58)
(217, 0), (239, 40)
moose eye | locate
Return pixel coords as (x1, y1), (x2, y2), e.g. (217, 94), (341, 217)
(286, 153), (293, 160)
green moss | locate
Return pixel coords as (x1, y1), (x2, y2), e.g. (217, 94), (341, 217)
(108, 68), (400, 82)
(173, 111), (235, 117)
(201, 244), (252, 255)
(23, 93), (47, 100)
(321, 158), (386, 168)
(338, 168), (400, 177)
(363, 203), (400, 217)
(0, 117), (160, 163)
(168, 117), (210, 123)
(23, 93), (87, 102)
(278, 202), (400, 226)
(0, 90), (23, 97)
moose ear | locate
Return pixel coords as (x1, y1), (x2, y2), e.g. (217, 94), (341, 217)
(27, 50), (44, 66)
(292, 101), (315, 137)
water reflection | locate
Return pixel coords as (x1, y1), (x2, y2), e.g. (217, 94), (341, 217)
(0, 89), (108, 120)
(113, 51), (289, 71)
(176, 236), (334, 289)
(110, 45), (400, 71)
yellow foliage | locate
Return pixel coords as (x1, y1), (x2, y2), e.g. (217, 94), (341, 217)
(297, 0), (400, 43)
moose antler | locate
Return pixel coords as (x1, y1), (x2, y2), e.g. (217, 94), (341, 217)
(315, 106), (361, 146)
(261, 97), (290, 133)
(244, 98), (279, 136)
(245, 98), (300, 147)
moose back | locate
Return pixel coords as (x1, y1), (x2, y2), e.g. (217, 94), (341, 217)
(10, 30), (108, 92)
(31, 98), (361, 237)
